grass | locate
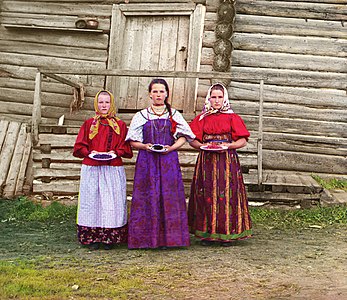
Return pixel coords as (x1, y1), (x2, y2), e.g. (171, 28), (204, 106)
(311, 174), (347, 191)
(0, 259), (157, 299)
(251, 205), (347, 228)
(0, 196), (77, 223)
(0, 197), (346, 299)
(2, 196), (346, 230)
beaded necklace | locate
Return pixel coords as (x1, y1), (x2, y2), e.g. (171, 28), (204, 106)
(150, 105), (167, 117)
(147, 108), (168, 145)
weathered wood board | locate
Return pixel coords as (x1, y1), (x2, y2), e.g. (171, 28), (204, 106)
(0, 120), (32, 198)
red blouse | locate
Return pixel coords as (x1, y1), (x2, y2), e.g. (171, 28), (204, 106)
(190, 113), (250, 143)
(73, 118), (133, 166)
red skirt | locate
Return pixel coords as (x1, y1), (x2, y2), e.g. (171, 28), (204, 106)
(188, 142), (252, 241)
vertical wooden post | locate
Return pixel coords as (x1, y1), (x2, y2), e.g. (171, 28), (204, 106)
(257, 80), (264, 185)
(32, 71), (42, 146)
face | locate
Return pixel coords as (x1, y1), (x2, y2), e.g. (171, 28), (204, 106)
(97, 93), (111, 114)
(149, 83), (167, 106)
(209, 89), (224, 110)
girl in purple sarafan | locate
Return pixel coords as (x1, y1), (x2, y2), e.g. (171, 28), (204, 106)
(126, 78), (195, 249)
(73, 90), (133, 250)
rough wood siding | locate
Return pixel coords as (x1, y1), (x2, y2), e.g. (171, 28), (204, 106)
(32, 126), (259, 197)
(0, 120), (32, 198)
(0, 1), (112, 125)
(200, 0), (347, 174)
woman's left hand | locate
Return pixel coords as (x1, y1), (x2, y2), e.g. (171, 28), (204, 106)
(162, 145), (172, 154)
(221, 142), (232, 149)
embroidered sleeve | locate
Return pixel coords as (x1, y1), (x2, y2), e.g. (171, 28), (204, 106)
(125, 111), (147, 143)
(172, 110), (196, 142)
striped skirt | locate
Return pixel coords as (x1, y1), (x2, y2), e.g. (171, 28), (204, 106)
(188, 144), (252, 241)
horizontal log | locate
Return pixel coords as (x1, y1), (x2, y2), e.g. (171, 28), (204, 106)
(236, 0), (347, 21)
(0, 26), (109, 49)
(0, 52), (106, 70)
(22, 0), (204, 2)
(207, 0), (347, 11)
(196, 96), (346, 123)
(229, 66), (347, 90)
(196, 82), (347, 113)
(199, 57), (347, 91)
(0, 77), (103, 97)
(40, 68), (236, 80)
(32, 179), (196, 196)
(0, 64), (104, 87)
(195, 32), (347, 58)
(242, 115), (347, 138)
(33, 179), (80, 194)
(33, 164), (192, 180)
(2, 1), (112, 17)
(0, 87), (95, 110)
(201, 48), (347, 73)
(234, 14), (347, 39)
(36, 131), (258, 152)
(263, 150), (347, 174)
(279, 0), (347, 3)
(33, 164), (260, 186)
(0, 40), (108, 62)
(263, 172), (321, 188)
(33, 149), (258, 168)
(227, 82), (346, 108)
(264, 133), (347, 156)
(1, 12), (110, 31)
(232, 33), (347, 58)
(32, 176), (323, 200)
(247, 191), (320, 202)
(233, 50), (346, 73)
(37, 66), (347, 90)
(0, 100), (95, 122)
(0, 113), (82, 126)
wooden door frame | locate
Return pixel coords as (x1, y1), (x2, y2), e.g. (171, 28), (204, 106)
(107, 3), (205, 114)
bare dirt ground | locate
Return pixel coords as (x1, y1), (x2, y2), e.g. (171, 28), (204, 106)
(1, 222), (346, 299)
(119, 225), (347, 300)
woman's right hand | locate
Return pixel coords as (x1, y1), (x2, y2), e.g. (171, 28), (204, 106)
(143, 143), (153, 151)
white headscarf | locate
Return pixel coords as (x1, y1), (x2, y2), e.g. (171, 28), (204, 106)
(199, 83), (234, 121)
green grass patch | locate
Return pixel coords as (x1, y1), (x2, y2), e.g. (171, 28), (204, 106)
(0, 260), (149, 299)
(250, 205), (347, 228)
(0, 198), (347, 299)
(1, 197), (77, 223)
(311, 174), (347, 191)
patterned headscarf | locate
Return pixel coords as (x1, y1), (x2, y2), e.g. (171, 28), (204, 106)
(89, 90), (120, 139)
(199, 83), (234, 121)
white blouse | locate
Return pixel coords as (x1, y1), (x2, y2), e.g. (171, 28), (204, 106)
(126, 107), (195, 143)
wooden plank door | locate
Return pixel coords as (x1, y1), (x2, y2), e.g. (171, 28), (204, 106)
(107, 4), (205, 114)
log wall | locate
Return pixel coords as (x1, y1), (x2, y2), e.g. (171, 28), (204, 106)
(0, 0), (345, 200)
(32, 125), (259, 197)
(200, 0), (347, 175)
(0, 0), (111, 125)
